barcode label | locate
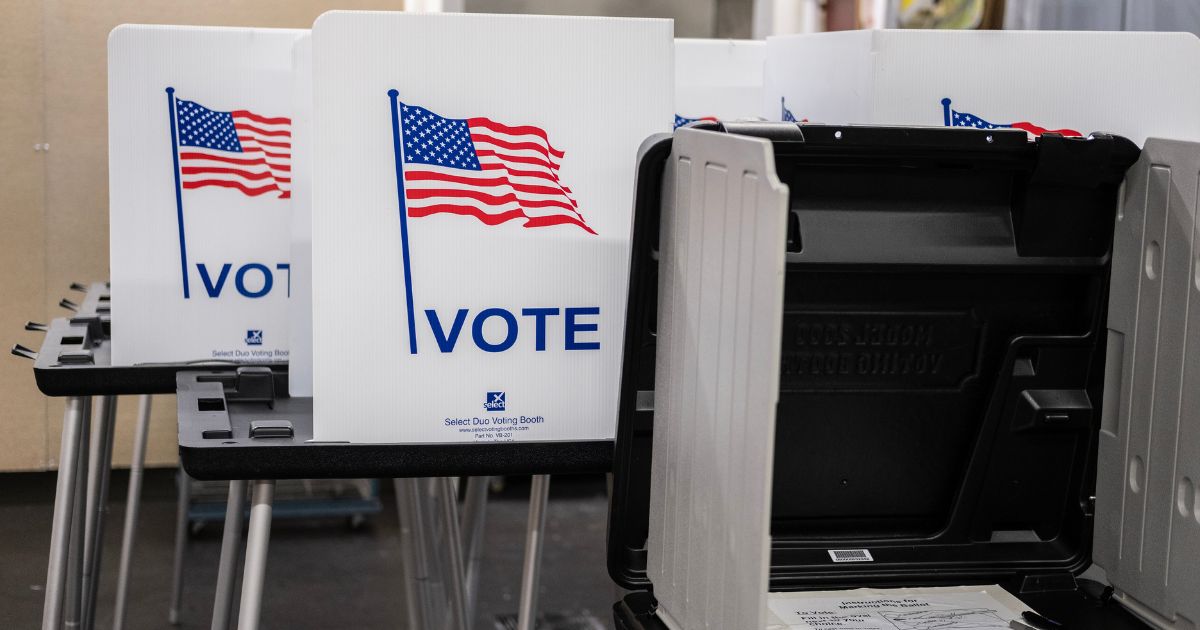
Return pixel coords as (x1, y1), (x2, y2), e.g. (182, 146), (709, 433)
(827, 549), (874, 563)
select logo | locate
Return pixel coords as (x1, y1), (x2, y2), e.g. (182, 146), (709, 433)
(484, 391), (506, 412)
(245, 329), (264, 346)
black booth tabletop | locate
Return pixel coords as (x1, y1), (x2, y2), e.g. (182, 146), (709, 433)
(20, 282), (284, 397)
(175, 368), (613, 480)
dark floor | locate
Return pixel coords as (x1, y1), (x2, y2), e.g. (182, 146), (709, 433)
(0, 470), (619, 629)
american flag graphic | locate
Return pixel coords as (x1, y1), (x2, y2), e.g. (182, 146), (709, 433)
(396, 102), (594, 234)
(674, 114), (717, 129)
(782, 97), (797, 123)
(941, 98), (1080, 138)
(174, 97), (292, 199)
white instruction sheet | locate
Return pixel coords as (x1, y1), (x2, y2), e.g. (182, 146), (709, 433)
(766, 585), (1031, 630)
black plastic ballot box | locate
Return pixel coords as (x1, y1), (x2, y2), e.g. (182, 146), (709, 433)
(605, 123), (1193, 629)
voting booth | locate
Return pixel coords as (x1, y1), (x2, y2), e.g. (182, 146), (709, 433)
(764, 30), (1200, 147)
(108, 25), (304, 366)
(176, 10), (674, 473)
(607, 123), (1200, 629)
(166, 11), (674, 630)
(308, 11), (672, 446)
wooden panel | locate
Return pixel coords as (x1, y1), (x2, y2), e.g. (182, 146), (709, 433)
(0, 0), (48, 471)
(33, 0), (403, 470)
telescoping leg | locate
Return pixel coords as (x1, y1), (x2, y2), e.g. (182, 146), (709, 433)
(439, 477), (469, 630)
(237, 480), (275, 630)
(113, 394), (152, 630)
(168, 469), (192, 625)
(43, 396), (91, 630)
(211, 480), (248, 630)
(395, 479), (427, 630)
(82, 395), (117, 630)
(64, 397), (93, 629)
(516, 475), (550, 630)
(460, 476), (490, 621)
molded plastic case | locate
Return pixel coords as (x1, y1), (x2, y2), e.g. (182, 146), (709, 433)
(606, 123), (1196, 629)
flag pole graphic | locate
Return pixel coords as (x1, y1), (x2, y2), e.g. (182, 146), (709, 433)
(941, 97), (952, 128)
(388, 89), (419, 354)
(166, 87), (191, 299)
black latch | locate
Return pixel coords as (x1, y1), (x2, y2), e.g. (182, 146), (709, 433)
(57, 349), (95, 365)
(67, 316), (106, 347)
(249, 420), (293, 439)
(11, 344), (38, 360)
(1013, 389), (1092, 432)
(230, 366), (276, 409)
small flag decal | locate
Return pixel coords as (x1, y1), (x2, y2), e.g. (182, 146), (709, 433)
(674, 114), (718, 129)
(941, 98), (1081, 138)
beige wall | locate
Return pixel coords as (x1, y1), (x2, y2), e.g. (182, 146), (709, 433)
(2, 0), (405, 472)
(1, 0), (50, 471)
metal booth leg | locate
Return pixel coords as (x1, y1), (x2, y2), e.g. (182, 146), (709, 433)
(439, 477), (469, 630)
(82, 395), (117, 630)
(516, 475), (551, 630)
(414, 478), (447, 628)
(64, 397), (93, 629)
(211, 480), (247, 630)
(168, 469), (192, 624)
(398, 477), (477, 630)
(113, 394), (152, 630)
(237, 480), (275, 630)
(460, 476), (490, 621)
(43, 396), (91, 630)
(394, 478), (427, 630)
